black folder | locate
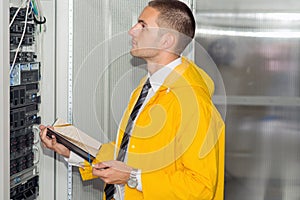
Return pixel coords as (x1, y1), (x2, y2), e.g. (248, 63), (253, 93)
(46, 128), (96, 163)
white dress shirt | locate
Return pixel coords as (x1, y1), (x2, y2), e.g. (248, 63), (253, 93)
(65, 57), (182, 199)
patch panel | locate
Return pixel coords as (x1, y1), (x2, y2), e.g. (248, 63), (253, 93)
(10, 7), (34, 21)
(10, 51), (37, 64)
(10, 33), (35, 47)
(10, 22), (35, 35)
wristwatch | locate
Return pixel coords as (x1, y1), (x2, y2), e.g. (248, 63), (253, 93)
(127, 168), (138, 189)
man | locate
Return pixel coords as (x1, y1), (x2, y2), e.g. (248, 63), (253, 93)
(40, 0), (225, 199)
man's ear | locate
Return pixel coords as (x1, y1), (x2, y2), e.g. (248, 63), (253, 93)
(160, 32), (176, 50)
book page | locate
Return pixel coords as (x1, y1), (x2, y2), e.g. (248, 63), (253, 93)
(53, 118), (101, 157)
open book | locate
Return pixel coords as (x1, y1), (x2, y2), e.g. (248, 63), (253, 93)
(46, 118), (102, 163)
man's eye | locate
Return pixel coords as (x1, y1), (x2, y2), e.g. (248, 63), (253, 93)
(140, 23), (146, 29)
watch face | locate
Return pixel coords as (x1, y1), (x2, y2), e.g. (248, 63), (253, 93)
(127, 178), (138, 189)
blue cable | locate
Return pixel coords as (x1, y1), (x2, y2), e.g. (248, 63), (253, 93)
(29, 0), (39, 16)
(88, 153), (91, 164)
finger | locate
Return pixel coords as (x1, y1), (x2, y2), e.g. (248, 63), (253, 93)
(40, 137), (52, 149)
(92, 165), (110, 171)
(51, 135), (57, 145)
(93, 162), (110, 169)
(92, 167), (108, 178)
(40, 128), (54, 148)
(39, 126), (46, 137)
(100, 160), (114, 167)
(100, 160), (128, 172)
(39, 124), (46, 130)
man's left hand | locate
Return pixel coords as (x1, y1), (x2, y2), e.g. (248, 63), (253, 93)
(92, 160), (132, 184)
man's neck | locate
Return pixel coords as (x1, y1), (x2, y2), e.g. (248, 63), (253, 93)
(146, 54), (180, 75)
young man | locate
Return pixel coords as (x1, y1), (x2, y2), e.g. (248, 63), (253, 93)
(40, 0), (225, 199)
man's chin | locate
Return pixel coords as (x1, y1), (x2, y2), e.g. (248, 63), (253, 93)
(130, 48), (157, 59)
(130, 49), (141, 58)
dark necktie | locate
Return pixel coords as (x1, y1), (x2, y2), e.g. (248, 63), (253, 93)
(104, 78), (151, 200)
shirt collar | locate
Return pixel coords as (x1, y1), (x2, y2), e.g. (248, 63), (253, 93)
(148, 57), (182, 93)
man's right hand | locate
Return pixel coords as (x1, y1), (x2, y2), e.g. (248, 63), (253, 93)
(39, 125), (70, 158)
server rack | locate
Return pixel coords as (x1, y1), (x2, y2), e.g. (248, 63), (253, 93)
(9, 1), (45, 199)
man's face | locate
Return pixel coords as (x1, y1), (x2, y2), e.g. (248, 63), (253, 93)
(128, 6), (162, 59)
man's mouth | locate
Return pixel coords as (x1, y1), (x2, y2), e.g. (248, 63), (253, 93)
(131, 40), (137, 47)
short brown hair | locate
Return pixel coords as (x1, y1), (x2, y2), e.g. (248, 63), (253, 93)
(148, 0), (196, 52)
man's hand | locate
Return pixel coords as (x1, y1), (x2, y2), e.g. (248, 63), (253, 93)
(39, 125), (70, 158)
(92, 160), (132, 184)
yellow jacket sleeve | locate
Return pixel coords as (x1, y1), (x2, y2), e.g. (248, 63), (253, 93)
(79, 142), (115, 181)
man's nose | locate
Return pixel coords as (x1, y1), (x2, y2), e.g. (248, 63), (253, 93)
(128, 24), (139, 36)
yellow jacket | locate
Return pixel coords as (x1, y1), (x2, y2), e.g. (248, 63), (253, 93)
(81, 57), (225, 200)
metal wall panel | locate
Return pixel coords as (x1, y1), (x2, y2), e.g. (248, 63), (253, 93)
(195, 2), (300, 199)
(224, 106), (300, 200)
(195, 13), (300, 97)
(197, 35), (300, 97)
